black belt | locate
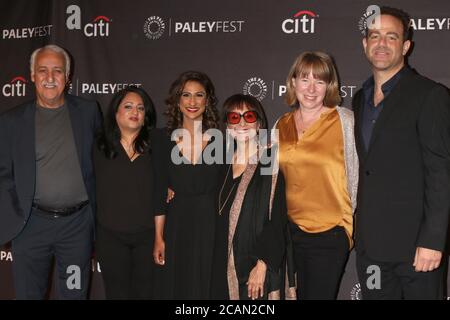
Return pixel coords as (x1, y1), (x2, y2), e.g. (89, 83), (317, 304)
(32, 200), (89, 218)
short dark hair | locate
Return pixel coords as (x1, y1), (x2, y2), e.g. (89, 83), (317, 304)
(165, 70), (219, 134)
(365, 6), (411, 41)
(97, 85), (156, 159)
(222, 94), (268, 130)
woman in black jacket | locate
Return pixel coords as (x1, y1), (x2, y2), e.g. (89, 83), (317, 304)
(210, 94), (288, 300)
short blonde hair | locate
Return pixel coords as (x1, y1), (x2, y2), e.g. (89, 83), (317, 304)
(285, 51), (341, 108)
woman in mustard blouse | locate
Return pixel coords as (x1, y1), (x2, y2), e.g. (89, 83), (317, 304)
(276, 51), (358, 299)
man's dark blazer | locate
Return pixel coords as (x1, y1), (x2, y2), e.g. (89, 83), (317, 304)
(352, 67), (450, 262)
(0, 94), (101, 245)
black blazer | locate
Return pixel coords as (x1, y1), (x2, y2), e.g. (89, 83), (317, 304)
(0, 94), (101, 245)
(352, 68), (450, 262)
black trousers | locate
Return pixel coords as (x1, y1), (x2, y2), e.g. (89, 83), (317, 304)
(11, 206), (94, 300)
(95, 224), (155, 299)
(289, 222), (349, 300)
(356, 249), (445, 300)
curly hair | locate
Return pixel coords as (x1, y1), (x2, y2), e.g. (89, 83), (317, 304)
(165, 71), (219, 134)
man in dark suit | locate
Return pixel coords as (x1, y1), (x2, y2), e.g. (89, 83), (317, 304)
(353, 6), (450, 299)
(0, 45), (101, 299)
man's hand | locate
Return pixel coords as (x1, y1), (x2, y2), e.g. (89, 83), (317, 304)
(247, 260), (267, 300)
(413, 247), (442, 272)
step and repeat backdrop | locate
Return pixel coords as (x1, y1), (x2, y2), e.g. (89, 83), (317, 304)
(1, 0), (449, 299)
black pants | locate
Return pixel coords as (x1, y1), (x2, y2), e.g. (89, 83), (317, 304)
(289, 222), (349, 300)
(95, 224), (155, 299)
(356, 249), (445, 300)
(11, 206), (94, 300)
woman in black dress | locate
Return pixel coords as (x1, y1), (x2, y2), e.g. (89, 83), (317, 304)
(153, 71), (222, 299)
(210, 94), (288, 300)
(94, 86), (165, 299)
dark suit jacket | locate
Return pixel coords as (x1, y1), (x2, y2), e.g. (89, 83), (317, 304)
(352, 68), (450, 262)
(0, 94), (101, 245)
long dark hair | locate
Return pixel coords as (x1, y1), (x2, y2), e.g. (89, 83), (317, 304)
(97, 86), (156, 159)
(165, 70), (219, 134)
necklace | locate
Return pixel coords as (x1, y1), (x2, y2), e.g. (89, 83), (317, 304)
(296, 106), (324, 135)
(218, 164), (238, 215)
(120, 139), (137, 160)
(297, 111), (306, 134)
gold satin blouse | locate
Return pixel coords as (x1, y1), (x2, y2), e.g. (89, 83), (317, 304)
(276, 108), (353, 248)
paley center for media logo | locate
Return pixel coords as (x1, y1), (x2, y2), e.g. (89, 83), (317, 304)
(81, 82), (142, 95)
(0, 250), (12, 262)
(350, 282), (362, 300)
(2, 24), (52, 40)
(243, 77), (357, 102)
(278, 83), (357, 99)
(243, 77), (268, 101)
(282, 9), (318, 34)
(144, 15), (245, 39)
(2, 76), (27, 97)
(144, 16), (166, 39)
(358, 5), (450, 34)
(69, 79), (143, 95)
(66, 4), (111, 37)
(410, 16), (450, 31)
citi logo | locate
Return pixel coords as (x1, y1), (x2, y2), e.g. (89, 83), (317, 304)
(85, 16), (111, 37)
(410, 17), (450, 31)
(282, 10), (317, 34)
(66, 5), (111, 37)
(2, 76), (27, 97)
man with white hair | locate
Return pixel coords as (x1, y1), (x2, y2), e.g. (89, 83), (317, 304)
(0, 44), (101, 299)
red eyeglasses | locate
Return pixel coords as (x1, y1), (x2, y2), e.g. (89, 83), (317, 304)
(226, 111), (259, 125)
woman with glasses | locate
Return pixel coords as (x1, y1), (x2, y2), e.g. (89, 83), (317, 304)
(210, 94), (288, 300)
(152, 71), (222, 299)
(276, 52), (358, 299)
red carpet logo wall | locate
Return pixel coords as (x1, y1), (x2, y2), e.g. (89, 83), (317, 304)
(0, 0), (449, 299)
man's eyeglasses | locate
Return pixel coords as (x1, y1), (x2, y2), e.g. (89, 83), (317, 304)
(226, 111), (259, 125)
